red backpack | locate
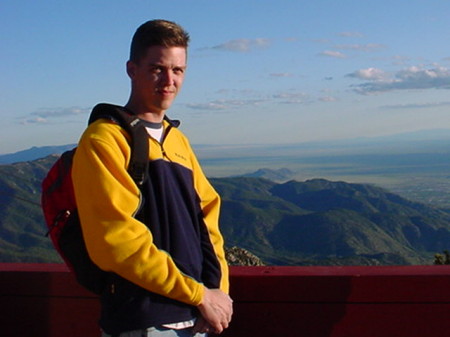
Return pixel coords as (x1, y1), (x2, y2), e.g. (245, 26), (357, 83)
(41, 103), (148, 294)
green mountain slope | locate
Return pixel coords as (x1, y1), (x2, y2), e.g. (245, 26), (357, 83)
(1, 156), (450, 265)
(0, 155), (61, 262)
(212, 178), (450, 265)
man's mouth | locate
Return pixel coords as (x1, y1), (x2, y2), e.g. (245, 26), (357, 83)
(156, 88), (175, 96)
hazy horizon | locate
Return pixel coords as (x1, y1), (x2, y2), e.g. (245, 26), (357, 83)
(2, 126), (450, 157)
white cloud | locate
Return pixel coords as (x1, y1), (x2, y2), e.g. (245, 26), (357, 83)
(17, 106), (90, 125)
(312, 38), (332, 44)
(348, 65), (450, 94)
(319, 96), (338, 102)
(284, 37), (300, 43)
(273, 92), (310, 104)
(381, 101), (450, 110)
(334, 43), (386, 52)
(215, 88), (256, 95)
(186, 98), (264, 111)
(31, 106), (90, 118)
(20, 117), (47, 125)
(270, 73), (294, 78)
(319, 50), (347, 59)
(338, 31), (364, 38)
(347, 67), (389, 81)
(186, 102), (228, 110)
(397, 66), (448, 82)
(211, 38), (271, 52)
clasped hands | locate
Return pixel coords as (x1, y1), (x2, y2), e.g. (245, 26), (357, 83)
(194, 287), (233, 334)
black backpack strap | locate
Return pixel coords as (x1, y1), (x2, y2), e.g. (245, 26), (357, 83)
(88, 103), (149, 186)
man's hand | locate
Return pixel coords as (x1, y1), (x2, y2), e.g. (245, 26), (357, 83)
(197, 287), (233, 334)
(192, 316), (212, 335)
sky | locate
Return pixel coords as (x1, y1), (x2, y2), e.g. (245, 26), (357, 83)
(2, 0), (450, 154)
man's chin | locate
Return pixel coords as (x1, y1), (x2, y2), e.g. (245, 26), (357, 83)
(158, 101), (175, 112)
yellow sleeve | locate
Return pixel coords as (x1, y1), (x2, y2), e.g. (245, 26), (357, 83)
(72, 120), (204, 305)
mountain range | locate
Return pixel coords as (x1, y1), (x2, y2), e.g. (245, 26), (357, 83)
(0, 145), (76, 164)
(2, 128), (450, 165)
(1, 154), (450, 265)
(212, 176), (450, 265)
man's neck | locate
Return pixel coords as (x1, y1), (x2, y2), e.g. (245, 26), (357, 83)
(125, 101), (165, 123)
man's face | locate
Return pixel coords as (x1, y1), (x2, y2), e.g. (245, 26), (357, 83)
(127, 45), (187, 115)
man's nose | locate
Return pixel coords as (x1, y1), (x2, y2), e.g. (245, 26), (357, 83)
(161, 69), (174, 86)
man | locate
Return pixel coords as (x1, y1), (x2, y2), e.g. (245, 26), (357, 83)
(72, 20), (232, 337)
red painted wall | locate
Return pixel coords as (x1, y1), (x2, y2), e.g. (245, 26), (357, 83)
(1, 264), (450, 337)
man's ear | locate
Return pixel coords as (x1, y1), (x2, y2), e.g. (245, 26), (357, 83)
(126, 60), (136, 78)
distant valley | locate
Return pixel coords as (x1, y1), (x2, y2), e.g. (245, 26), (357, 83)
(2, 129), (450, 208)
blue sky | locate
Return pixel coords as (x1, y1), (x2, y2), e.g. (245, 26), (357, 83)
(2, 0), (450, 154)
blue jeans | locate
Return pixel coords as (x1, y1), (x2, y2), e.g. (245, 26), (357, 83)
(101, 326), (206, 337)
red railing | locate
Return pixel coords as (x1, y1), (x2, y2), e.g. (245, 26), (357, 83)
(2, 263), (450, 337)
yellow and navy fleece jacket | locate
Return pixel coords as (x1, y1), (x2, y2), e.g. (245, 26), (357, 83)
(72, 115), (228, 334)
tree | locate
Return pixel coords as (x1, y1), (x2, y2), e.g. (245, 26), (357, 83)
(434, 250), (450, 265)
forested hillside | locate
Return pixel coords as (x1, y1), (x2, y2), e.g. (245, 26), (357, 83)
(0, 155), (60, 262)
(212, 177), (450, 265)
(1, 155), (450, 265)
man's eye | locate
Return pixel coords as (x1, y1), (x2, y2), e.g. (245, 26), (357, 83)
(151, 66), (162, 73)
(173, 68), (184, 74)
